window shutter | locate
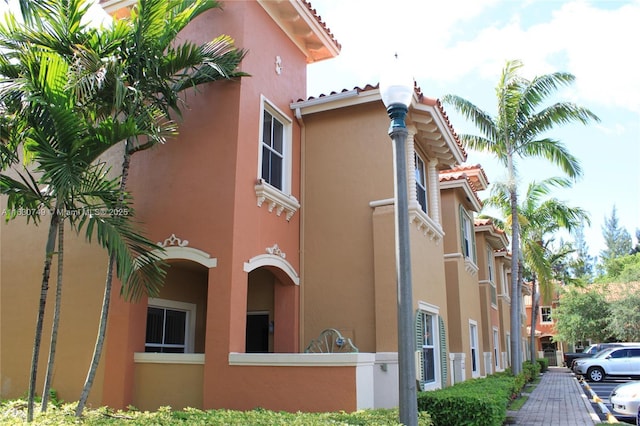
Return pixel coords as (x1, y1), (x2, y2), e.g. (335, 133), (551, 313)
(471, 218), (477, 263)
(459, 205), (466, 255)
(439, 316), (448, 387)
(415, 311), (424, 390)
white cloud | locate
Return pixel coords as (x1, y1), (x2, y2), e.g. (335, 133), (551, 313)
(310, 0), (640, 112)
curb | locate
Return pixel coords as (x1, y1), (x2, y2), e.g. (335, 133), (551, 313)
(578, 376), (619, 424)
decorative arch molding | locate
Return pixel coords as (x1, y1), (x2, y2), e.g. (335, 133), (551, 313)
(244, 254), (300, 285)
(153, 246), (218, 269)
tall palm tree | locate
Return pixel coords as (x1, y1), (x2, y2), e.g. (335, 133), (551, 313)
(485, 177), (590, 363)
(0, 1), (169, 420)
(72, 0), (247, 416)
(2, 0), (245, 416)
(443, 59), (599, 374)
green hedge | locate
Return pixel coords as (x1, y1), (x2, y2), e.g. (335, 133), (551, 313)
(0, 402), (433, 425)
(521, 360), (541, 382)
(417, 365), (535, 426)
(536, 358), (549, 373)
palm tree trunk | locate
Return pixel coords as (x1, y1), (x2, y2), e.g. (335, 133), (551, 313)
(508, 155), (522, 375)
(76, 147), (132, 417)
(41, 218), (64, 411)
(27, 207), (59, 422)
(75, 255), (115, 417)
(529, 278), (539, 364)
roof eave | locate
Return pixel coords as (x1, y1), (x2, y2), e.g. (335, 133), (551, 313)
(257, 0), (340, 63)
(439, 179), (483, 212)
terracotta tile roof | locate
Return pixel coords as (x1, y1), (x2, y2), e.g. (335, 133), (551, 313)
(474, 217), (493, 227)
(442, 164), (488, 191)
(303, 1), (341, 51)
(573, 281), (640, 303)
(438, 170), (483, 207)
(301, 83), (466, 160)
(495, 248), (511, 256)
(474, 217), (507, 236)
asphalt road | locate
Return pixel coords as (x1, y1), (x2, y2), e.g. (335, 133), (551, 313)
(583, 377), (638, 424)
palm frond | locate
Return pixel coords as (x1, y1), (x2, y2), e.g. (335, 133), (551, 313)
(519, 102), (600, 141)
(518, 72), (576, 116)
(441, 94), (499, 143)
(518, 137), (582, 178)
(78, 211), (166, 301)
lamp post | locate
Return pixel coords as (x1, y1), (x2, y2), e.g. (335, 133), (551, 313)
(380, 57), (418, 426)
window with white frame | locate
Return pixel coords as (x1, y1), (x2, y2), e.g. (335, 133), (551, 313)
(420, 312), (436, 384)
(469, 321), (480, 376)
(487, 245), (494, 281)
(540, 306), (553, 324)
(414, 152), (427, 213)
(259, 98), (292, 192)
(416, 304), (444, 391)
(261, 109), (284, 190)
(145, 298), (196, 353)
(460, 206), (476, 262)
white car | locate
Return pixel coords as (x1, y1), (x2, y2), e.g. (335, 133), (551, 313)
(610, 381), (640, 417)
(574, 347), (640, 382)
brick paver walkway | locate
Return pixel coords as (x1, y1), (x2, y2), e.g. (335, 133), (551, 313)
(509, 366), (600, 425)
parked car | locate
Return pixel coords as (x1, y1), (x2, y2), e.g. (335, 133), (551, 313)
(611, 381), (640, 418)
(564, 343), (626, 367)
(574, 347), (640, 382)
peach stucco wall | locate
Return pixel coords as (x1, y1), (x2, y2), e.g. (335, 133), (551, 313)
(300, 99), (449, 354)
(133, 362), (204, 410)
(101, 1), (307, 410)
(0, 215), (107, 404)
(475, 232), (502, 364)
(2, 0), (312, 412)
(441, 190), (484, 379)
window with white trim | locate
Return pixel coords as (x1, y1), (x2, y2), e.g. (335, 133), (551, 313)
(414, 152), (427, 213)
(145, 298), (196, 353)
(469, 320), (480, 376)
(540, 306), (553, 324)
(416, 303), (444, 391)
(259, 98), (292, 193)
(420, 312), (436, 384)
(460, 206), (476, 262)
(487, 245), (494, 282)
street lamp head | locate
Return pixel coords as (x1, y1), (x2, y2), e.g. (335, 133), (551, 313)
(380, 55), (414, 134)
(380, 55), (414, 109)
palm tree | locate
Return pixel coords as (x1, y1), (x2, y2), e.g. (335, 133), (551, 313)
(1, 0), (245, 416)
(443, 59), (599, 374)
(0, 1), (169, 419)
(484, 177), (590, 363)
(72, 0), (247, 416)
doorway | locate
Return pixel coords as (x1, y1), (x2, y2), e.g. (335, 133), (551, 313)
(246, 312), (270, 353)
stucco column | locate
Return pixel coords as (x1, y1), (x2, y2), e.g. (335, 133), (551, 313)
(274, 281), (299, 353)
(406, 125), (418, 208)
(428, 159), (440, 224)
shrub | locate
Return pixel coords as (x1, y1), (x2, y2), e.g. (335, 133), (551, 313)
(418, 374), (517, 426)
(0, 400), (432, 425)
(536, 358), (549, 373)
(521, 361), (540, 382)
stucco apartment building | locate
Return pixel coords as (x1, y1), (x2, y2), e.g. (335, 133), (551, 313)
(0, 0), (520, 413)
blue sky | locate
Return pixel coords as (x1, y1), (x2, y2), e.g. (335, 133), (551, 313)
(307, 0), (640, 258)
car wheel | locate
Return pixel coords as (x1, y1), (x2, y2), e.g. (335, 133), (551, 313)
(587, 367), (605, 382)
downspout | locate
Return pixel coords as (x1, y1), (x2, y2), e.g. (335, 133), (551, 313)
(294, 107), (306, 352)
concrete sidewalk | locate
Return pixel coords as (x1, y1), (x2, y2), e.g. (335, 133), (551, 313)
(508, 366), (601, 425)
